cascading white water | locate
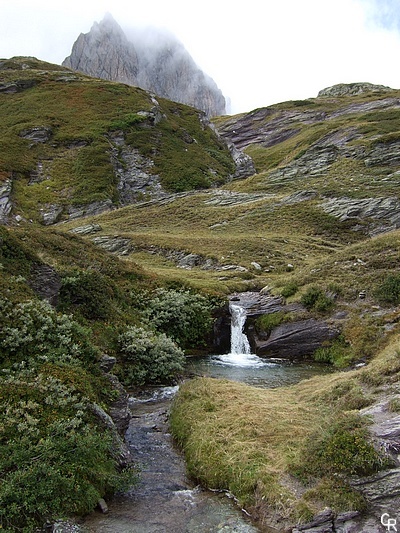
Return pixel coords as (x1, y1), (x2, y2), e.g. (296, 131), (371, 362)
(229, 303), (251, 355)
(215, 300), (266, 367)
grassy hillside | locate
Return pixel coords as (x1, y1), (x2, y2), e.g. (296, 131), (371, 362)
(2, 60), (400, 530)
(0, 57), (235, 223)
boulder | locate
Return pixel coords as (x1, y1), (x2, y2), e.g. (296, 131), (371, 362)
(70, 223), (102, 235)
(255, 318), (339, 358)
(40, 203), (63, 225)
(19, 126), (52, 144)
(317, 82), (392, 97)
(0, 179), (12, 222)
(229, 291), (285, 316)
(28, 263), (62, 307)
(105, 373), (131, 436)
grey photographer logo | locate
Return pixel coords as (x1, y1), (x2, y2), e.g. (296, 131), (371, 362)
(381, 513), (397, 532)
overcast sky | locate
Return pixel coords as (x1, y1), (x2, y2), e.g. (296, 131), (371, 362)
(1, 0), (400, 114)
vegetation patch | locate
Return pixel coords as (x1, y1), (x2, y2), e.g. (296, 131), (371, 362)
(300, 285), (335, 313)
(0, 295), (135, 531)
(170, 353), (394, 529)
(117, 325), (185, 386)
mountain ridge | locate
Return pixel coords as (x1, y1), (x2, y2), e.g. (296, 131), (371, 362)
(63, 14), (226, 117)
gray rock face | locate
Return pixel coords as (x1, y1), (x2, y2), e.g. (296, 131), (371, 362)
(255, 318), (339, 358)
(105, 373), (131, 436)
(0, 179), (12, 222)
(321, 196), (400, 235)
(40, 203), (63, 225)
(224, 141), (256, 180)
(108, 131), (167, 204)
(67, 200), (113, 220)
(28, 263), (62, 307)
(70, 223), (102, 236)
(63, 14), (139, 85)
(229, 291), (285, 317)
(216, 95), (400, 162)
(19, 126), (52, 144)
(63, 14), (226, 117)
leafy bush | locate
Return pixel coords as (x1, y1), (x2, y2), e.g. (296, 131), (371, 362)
(375, 273), (400, 305)
(118, 326), (185, 386)
(0, 368), (134, 532)
(110, 112), (147, 130)
(313, 336), (353, 367)
(0, 295), (135, 530)
(0, 298), (99, 367)
(59, 270), (115, 320)
(301, 285), (334, 313)
(143, 288), (214, 349)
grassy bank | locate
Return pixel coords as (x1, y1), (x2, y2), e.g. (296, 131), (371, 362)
(170, 339), (400, 529)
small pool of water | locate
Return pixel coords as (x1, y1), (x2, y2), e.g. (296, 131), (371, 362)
(186, 353), (333, 389)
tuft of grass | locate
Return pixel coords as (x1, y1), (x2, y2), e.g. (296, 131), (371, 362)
(170, 367), (389, 528)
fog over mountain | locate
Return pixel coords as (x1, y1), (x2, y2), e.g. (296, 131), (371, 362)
(63, 14), (226, 116)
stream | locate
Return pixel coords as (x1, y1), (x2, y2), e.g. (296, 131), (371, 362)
(82, 303), (332, 532)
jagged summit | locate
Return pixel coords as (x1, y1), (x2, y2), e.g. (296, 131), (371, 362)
(63, 14), (226, 117)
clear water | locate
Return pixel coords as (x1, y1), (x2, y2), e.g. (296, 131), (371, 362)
(82, 302), (332, 532)
(186, 353), (333, 389)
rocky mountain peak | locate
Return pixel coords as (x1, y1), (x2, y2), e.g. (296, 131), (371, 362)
(63, 14), (139, 85)
(63, 14), (226, 117)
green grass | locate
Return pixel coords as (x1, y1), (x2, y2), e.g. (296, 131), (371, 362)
(1, 58), (235, 222)
(170, 335), (398, 529)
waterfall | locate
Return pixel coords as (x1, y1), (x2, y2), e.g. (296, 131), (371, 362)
(229, 303), (251, 355)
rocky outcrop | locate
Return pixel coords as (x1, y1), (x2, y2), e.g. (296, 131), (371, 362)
(224, 141), (256, 179)
(108, 130), (167, 204)
(318, 82), (392, 98)
(0, 179), (12, 223)
(224, 292), (339, 359)
(19, 126), (52, 144)
(28, 263), (62, 307)
(215, 94), (400, 167)
(229, 291), (285, 316)
(255, 318), (339, 358)
(63, 14), (226, 117)
(321, 196), (400, 235)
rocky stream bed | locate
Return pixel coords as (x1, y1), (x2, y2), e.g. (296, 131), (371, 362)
(82, 388), (264, 533)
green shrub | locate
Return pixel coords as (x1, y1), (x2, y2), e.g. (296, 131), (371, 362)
(0, 297), (99, 367)
(110, 113), (147, 130)
(301, 286), (334, 313)
(118, 326), (185, 386)
(375, 273), (400, 304)
(281, 281), (298, 298)
(143, 288), (214, 349)
(255, 311), (286, 335)
(59, 270), (114, 320)
(0, 369), (134, 532)
(292, 413), (388, 480)
(313, 336), (353, 367)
